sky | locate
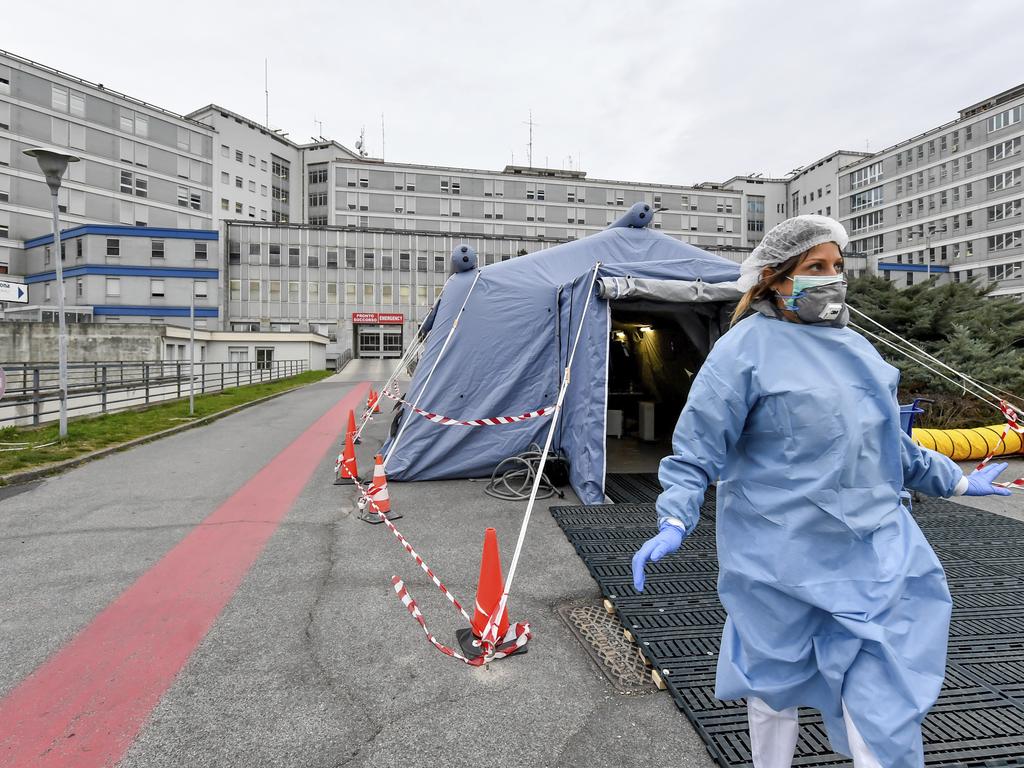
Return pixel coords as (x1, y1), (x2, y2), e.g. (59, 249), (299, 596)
(7, 0), (1024, 185)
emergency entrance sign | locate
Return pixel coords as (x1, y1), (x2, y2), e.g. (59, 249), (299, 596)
(352, 312), (404, 324)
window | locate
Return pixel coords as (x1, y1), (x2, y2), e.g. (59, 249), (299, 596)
(345, 283), (357, 303)
(75, 239), (83, 260)
(989, 137), (1022, 163)
(308, 251), (320, 268)
(988, 105), (1023, 133)
(194, 242), (208, 260)
(261, 185), (268, 197)
(850, 186), (883, 212)
(989, 169), (1022, 193)
(235, 176), (243, 188)
(268, 244), (281, 266)
(309, 167), (328, 184)
(327, 249), (338, 268)
(289, 246), (300, 267)
(248, 279), (261, 301)
(288, 281), (300, 302)
(148, 240), (164, 259)
(381, 253), (392, 270)
(229, 279), (241, 300)
(234, 150), (243, 163)
(235, 202), (243, 214)
(417, 286), (428, 305)
(327, 283), (338, 303)
(151, 279), (165, 297)
(309, 191), (328, 207)
(399, 252), (411, 271)
(989, 231), (1023, 252)
(194, 281), (208, 298)
(399, 285), (410, 304)
(345, 248), (357, 268)
(382, 285), (393, 304)
(76, 278), (83, 298)
(248, 243), (262, 265)
(265, 280), (280, 302)
(363, 252), (375, 270)
(51, 85), (69, 111)
(106, 277), (120, 297)
(256, 348), (274, 370)
(364, 284), (374, 302)
(434, 255), (446, 272)
(417, 255), (427, 272)
(989, 200), (1023, 222)
(106, 238), (120, 257)
(308, 283), (319, 303)
(850, 211), (884, 233)
(221, 198), (229, 211)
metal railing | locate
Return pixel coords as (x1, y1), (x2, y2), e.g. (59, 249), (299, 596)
(0, 359), (310, 428)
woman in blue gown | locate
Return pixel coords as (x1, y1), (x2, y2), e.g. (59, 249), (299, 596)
(631, 215), (1010, 768)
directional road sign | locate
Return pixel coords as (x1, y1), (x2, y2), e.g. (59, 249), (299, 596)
(0, 280), (27, 303)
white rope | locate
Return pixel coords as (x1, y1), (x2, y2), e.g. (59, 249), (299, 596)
(848, 304), (1023, 412)
(850, 321), (1002, 414)
(383, 270), (483, 471)
(480, 263), (602, 647)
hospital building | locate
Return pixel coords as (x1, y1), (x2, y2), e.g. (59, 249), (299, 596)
(2, 45), (1023, 364)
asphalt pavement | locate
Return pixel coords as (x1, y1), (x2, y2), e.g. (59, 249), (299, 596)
(0, 361), (715, 768)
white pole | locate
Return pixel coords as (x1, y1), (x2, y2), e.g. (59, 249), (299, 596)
(189, 290), (196, 416)
(48, 191), (68, 439)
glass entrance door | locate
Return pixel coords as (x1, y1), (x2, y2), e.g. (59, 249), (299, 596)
(358, 327), (382, 358)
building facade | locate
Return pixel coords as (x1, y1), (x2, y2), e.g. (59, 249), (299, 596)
(839, 83), (1024, 296)
(16, 225), (219, 329)
(0, 50), (215, 271)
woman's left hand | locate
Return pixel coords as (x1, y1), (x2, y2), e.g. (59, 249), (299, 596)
(965, 462), (1013, 496)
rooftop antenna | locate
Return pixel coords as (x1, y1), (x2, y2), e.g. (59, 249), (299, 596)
(523, 110), (538, 167)
(355, 127), (368, 157)
(264, 59), (269, 128)
(381, 113), (386, 161)
(314, 115), (324, 138)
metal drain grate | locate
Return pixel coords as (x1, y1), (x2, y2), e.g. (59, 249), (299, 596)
(559, 603), (656, 695)
(552, 494), (1024, 768)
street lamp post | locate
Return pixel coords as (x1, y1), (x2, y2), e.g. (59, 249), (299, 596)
(24, 147), (80, 439)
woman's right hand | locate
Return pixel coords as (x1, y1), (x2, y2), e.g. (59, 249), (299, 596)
(631, 525), (686, 592)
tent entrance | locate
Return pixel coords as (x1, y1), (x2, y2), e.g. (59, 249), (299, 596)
(605, 300), (724, 473)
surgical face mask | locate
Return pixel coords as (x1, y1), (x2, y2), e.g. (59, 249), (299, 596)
(777, 274), (849, 326)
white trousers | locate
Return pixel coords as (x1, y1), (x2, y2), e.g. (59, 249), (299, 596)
(747, 697), (882, 768)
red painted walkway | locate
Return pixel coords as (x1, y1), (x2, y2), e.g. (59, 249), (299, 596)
(0, 383), (368, 768)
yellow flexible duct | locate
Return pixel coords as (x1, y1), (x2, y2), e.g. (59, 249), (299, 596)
(912, 425), (1023, 461)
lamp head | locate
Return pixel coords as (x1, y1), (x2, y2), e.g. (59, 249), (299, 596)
(23, 147), (80, 194)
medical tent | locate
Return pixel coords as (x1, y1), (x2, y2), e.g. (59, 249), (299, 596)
(381, 203), (744, 504)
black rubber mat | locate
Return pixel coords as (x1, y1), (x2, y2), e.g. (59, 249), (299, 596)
(551, 493), (1024, 767)
(604, 473), (662, 504)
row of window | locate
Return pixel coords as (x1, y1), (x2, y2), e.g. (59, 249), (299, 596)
(895, 125), (974, 169)
(220, 144), (269, 172)
(236, 244), (449, 272)
(229, 279), (442, 305)
(101, 277), (209, 299)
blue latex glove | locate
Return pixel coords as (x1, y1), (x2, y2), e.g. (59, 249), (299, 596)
(965, 462), (1013, 496)
(631, 525), (685, 592)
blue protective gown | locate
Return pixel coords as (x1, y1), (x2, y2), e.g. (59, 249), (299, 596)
(656, 312), (962, 768)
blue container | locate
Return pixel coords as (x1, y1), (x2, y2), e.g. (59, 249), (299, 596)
(899, 404), (924, 436)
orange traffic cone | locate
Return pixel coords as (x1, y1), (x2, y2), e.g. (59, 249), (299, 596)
(347, 408), (360, 445)
(334, 429), (361, 485)
(456, 528), (526, 658)
(368, 388), (381, 414)
(358, 454), (402, 523)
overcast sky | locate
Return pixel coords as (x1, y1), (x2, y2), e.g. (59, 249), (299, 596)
(8, 1), (1024, 185)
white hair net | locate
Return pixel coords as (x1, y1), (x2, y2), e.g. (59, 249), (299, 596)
(738, 215), (849, 291)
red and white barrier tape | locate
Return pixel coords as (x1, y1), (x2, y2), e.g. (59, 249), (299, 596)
(974, 400), (1024, 490)
(352, 476), (530, 663)
(393, 577), (531, 667)
(378, 384), (553, 427)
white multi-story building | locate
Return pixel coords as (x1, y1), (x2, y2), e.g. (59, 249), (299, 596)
(0, 49), (220, 328)
(840, 82), (1024, 296)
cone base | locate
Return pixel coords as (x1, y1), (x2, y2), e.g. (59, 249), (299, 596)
(334, 475), (362, 486)
(455, 627), (529, 660)
(359, 509), (403, 525)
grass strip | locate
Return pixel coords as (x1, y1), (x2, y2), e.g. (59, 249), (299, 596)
(0, 370), (333, 479)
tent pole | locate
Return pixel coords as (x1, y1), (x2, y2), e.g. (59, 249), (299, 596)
(382, 270), (483, 471)
(480, 262), (602, 648)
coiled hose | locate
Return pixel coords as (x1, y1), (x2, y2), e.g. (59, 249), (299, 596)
(483, 444), (566, 501)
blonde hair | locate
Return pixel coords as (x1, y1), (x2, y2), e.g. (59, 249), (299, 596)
(730, 252), (804, 327)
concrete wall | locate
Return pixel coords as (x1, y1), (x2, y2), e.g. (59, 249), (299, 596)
(0, 320), (162, 362)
